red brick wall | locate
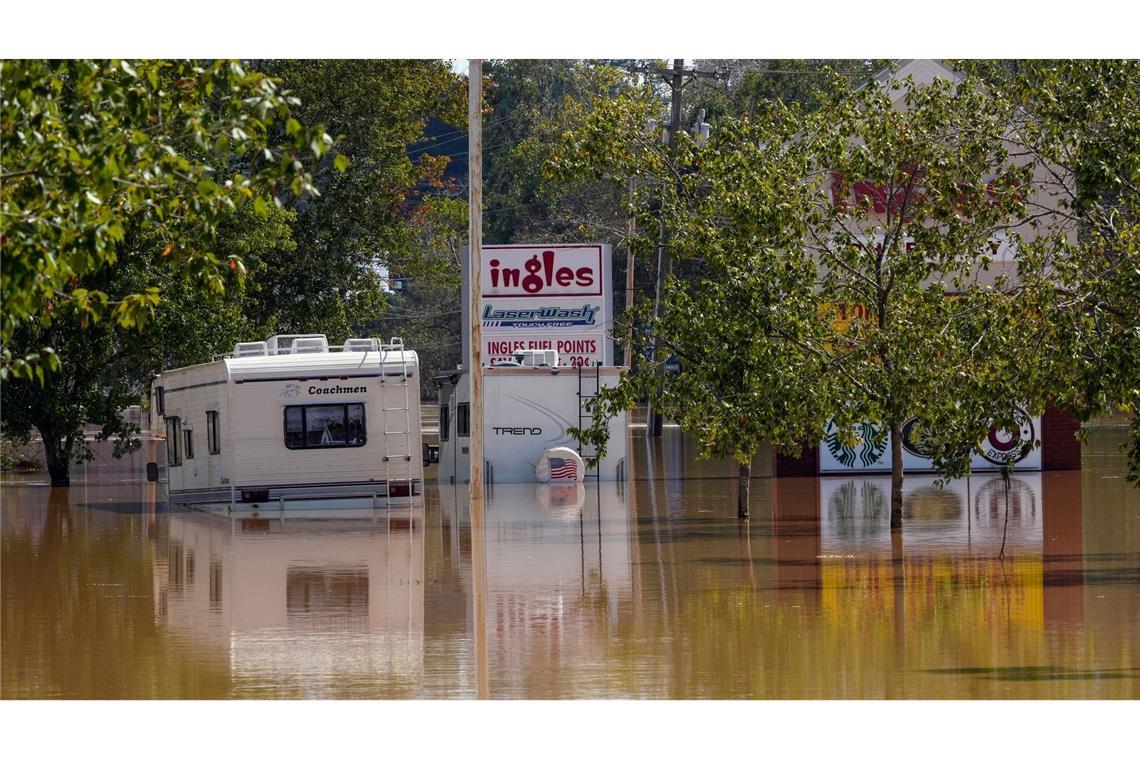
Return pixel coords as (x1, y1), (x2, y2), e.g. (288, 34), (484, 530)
(1042, 472), (1084, 628)
(774, 442), (819, 477)
(1042, 404), (1082, 471)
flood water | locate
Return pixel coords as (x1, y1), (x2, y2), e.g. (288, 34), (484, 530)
(2, 427), (1137, 699)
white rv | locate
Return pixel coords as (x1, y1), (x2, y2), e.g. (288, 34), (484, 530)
(433, 351), (628, 484)
(152, 334), (423, 510)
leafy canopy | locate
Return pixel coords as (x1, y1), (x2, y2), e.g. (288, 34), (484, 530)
(554, 70), (1054, 508)
(1, 59), (338, 378)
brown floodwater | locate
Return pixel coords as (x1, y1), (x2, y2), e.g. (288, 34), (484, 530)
(2, 427), (1137, 699)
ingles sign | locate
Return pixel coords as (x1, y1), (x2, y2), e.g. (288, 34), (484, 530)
(482, 245), (604, 298)
(475, 244), (613, 367)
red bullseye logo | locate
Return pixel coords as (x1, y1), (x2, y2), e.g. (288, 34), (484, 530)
(981, 408), (1035, 466)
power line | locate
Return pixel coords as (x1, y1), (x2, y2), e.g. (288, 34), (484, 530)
(404, 110), (522, 156)
(374, 309), (461, 320)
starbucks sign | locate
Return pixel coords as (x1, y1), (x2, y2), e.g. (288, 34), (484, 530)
(821, 408), (1042, 473)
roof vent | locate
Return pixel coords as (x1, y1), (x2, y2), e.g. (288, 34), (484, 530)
(267, 334), (327, 355)
(344, 338), (379, 352)
(234, 341), (269, 357)
(292, 336), (329, 354)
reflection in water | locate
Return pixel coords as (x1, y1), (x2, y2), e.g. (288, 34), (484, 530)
(2, 427), (1138, 698)
(155, 509), (424, 698)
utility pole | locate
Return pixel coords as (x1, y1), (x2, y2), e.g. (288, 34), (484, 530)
(468, 59), (484, 500)
(630, 59), (724, 437)
(625, 177), (635, 368)
(467, 59), (489, 700)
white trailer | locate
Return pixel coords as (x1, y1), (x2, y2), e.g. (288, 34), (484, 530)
(433, 356), (628, 484)
(153, 335), (423, 510)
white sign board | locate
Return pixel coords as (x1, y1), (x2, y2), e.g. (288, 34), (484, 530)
(820, 420), (893, 472)
(480, 244), (612, 367)
(820, 411), (1043, 474)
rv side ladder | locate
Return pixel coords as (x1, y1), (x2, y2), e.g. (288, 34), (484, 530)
(380, 338), (413, 507)
(577, 363), (601, 479)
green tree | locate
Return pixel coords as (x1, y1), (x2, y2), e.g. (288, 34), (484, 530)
(973, 60), (1140, 481)
(557, 70), (1048, 526)
(482, 60), (641, 244)
(1, 59), (336, 379)
(248, 60), (466, 340)
(795, 74), (1043, 528)
(550, 91), (829, 515)
(1, 205), (294, 485)
(688, 59), (890, 122)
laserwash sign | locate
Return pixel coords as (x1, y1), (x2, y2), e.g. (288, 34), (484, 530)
(479, 244), (612, 367)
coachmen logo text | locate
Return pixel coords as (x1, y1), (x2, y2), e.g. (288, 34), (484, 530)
(308, 384), (368, 395)
(482, 304), (598, 329)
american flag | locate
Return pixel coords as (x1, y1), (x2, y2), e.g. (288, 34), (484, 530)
(549, 457), (577, 480)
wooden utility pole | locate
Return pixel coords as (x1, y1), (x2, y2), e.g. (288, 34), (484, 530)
(468, 59), (484, 499)
(468, 59), (489, 699)
(631, 60), (724, 437)
(625, 178), (636, 367)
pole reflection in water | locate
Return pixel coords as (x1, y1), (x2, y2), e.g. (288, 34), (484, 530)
(468, 487), (489, 700)
(2, 427), (1138, 699)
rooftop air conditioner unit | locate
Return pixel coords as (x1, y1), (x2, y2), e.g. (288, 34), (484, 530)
(344, 338), (379, 352)
(512, 349), (558, 368)
(267, 334), (327, 355)
(233, 341), (269, 357)
(291, 336), (329, 354)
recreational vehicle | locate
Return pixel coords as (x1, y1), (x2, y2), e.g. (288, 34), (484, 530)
(152, 335), (423, 510)
(433, 350), (628, 484)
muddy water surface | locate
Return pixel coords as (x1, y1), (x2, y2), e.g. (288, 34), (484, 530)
(2, 428), (1137, 698)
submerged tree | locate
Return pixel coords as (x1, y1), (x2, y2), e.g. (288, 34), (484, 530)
(0, 206), (293, 485)
(556, 66), (1053, 526)
(797, 72), (1046, 529)
(973, 60), (1140, 482)
(551, 93), (839, 517)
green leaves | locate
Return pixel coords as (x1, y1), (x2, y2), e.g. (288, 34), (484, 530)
(1, 59), (337, 378)
(981, 60), (1140, 482)
(555, 62), (1097, 509)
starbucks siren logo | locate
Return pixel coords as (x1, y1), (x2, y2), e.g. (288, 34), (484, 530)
(825, 419), (888, 468)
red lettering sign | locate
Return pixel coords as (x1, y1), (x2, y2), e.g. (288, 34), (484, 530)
(482, 245), (603, 297)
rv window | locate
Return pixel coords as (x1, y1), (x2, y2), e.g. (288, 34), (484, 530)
(284, 407), (305, 449)
(166, 417), (182, 466)
(206, 411), (220, 455)
(283, 404), (367, 450)
(457, 402), (470, 438)
(439, 402), (450, 442)
(184, 429), (194, 460)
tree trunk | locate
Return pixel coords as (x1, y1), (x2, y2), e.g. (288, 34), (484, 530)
(890, 420), (903, 532)
(891, 525), (905, 658)
(39, 429), (71, 486)
(737, 456), (751, 519)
